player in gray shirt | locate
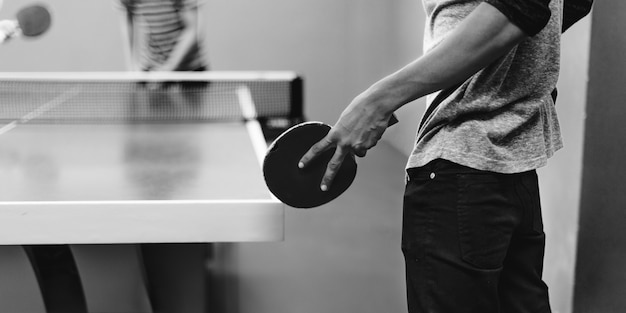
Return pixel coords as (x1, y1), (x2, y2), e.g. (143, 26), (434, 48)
(300, 0), (592, 312)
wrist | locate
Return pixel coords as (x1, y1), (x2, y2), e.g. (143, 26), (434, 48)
(350, 88), (395, 125)
(360, 79), (405, 116)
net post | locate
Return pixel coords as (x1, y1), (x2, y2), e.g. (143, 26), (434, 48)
(289, 76), (304, 122)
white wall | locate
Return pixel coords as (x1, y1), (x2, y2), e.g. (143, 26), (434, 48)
(538, 17), (592, 313)
(573, 2), (626, 311)
(0, 0), (126, 71)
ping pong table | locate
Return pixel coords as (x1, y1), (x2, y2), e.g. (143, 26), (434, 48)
(0, 71), (302, 313)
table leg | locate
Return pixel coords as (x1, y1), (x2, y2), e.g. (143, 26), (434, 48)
(0, 245), (46, 313)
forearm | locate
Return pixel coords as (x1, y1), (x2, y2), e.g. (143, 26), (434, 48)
(357, 2), (527, 115)
(119, 11), (141, 71)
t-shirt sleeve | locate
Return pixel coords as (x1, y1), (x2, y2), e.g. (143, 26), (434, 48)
(562, 0), (593, 32)
(484, 0), (552, 36)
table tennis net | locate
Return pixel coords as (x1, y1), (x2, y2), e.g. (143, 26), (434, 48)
(0, 73), (303, 126)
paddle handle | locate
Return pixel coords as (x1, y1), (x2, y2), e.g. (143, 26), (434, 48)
(388, 113), (399, 127)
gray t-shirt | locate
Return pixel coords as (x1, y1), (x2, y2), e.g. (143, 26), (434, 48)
(407, 0), (562, 173)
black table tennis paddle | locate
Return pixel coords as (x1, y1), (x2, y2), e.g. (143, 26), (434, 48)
(0, 4), (51, 43)
(17, 4), (51, 37)
(263, 114), (398, 209)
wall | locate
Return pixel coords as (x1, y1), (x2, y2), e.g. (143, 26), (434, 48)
(574, 2), (626, 312)
(0, 0), (126, 71)
(538, 16), (592, 313)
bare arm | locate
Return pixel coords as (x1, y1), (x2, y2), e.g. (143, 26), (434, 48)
(119, 8), (141, 71)
(362, 3), (526, 115)
(299, 2), (527, 191)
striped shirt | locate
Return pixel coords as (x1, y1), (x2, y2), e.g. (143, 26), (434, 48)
(120, 0), (208, 71)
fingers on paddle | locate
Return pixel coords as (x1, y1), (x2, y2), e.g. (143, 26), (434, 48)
(298, 134), (332, 169)
(320, 146), (348, 191)
(297, 132), (346, 191)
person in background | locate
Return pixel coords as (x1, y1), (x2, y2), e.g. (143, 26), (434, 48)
(117, 2), (212, 312)
(118, 0), (209, 72)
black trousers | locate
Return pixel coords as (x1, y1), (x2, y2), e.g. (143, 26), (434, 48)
(402, 159), (551, 313)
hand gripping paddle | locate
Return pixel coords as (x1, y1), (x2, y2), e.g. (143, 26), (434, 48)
(263, 114), (398, 209)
